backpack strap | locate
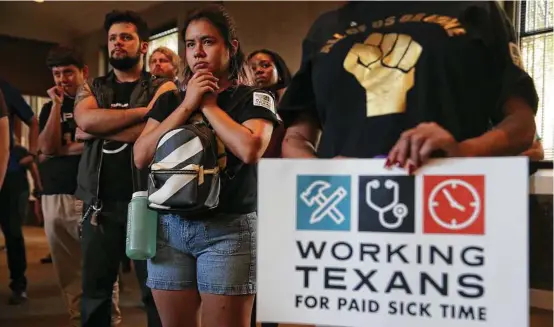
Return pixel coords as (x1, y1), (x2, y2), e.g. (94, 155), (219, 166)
(208, 86), (257, 180)
(156, 86), (257, 181)
(131, 75), (171, 193)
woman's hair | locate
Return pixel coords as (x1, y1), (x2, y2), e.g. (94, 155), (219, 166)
(150, 46), (181, 76)
(181, 4), (251, 86)
(247, 49), (292, 90)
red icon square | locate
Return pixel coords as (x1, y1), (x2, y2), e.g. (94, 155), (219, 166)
(423, 175), (485, 235)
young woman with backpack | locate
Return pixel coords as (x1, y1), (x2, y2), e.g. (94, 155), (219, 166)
(133, 4), (279, 327)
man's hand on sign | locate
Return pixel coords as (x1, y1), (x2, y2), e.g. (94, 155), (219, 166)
(386, 122), (460, 173)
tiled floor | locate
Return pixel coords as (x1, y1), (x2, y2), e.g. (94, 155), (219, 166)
(0, 227), (551, 327)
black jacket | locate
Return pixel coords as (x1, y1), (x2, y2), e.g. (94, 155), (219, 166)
(75, 70), (167, 205)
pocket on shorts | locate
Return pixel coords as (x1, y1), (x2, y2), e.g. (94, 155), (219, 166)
(203, 214), (250, 255)
(157, 214), (173, 247)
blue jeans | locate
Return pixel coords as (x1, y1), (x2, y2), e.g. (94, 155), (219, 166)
(147, 212), (257, 295)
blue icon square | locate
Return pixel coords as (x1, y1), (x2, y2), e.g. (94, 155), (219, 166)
(296, 175), (351, 231)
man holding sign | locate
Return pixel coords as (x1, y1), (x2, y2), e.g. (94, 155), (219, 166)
(257, 2), (538, 327)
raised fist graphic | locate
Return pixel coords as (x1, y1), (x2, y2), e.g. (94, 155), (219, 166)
(343, 33), (422, 118)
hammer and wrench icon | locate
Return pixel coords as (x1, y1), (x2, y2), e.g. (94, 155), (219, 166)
(300, 181), (348, 225)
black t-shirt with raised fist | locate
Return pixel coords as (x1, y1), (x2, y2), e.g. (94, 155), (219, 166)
(38, 96), (81, 195)
(98, 81), (138, 201)
(279, 1), (538, 158)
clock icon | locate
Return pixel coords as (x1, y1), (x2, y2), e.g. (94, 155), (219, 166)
(427, 178), (481, 230)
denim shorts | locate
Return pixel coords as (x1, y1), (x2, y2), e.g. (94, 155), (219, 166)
(147, 212), (257, 295)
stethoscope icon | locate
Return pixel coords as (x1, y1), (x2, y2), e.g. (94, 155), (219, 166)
(365, 179), (409, 229)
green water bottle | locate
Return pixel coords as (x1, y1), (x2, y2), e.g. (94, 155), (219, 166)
(126, 191), (157, 260)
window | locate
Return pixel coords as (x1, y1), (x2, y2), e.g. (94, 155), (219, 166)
(517, 1), (554, 159)
(146, 27), (179, 72)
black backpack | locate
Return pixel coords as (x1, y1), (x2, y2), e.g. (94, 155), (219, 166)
(147, 87), (254, 217)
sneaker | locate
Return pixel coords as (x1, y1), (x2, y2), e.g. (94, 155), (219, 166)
(8, 291), (28, 305)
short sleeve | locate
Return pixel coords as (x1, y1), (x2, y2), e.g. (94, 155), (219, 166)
(0, 80), (34, 123)
(146, 90), (181, 123)
(486, 2), (539, 122)
(12, 145), (30, 162)
(237, 90), (280, 126)
(38, 102), (53, 132)
(0, 89), (7, 119)
(278, 36), (319, 128)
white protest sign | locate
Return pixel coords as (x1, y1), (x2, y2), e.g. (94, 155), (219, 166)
(257, 158), (528, 327)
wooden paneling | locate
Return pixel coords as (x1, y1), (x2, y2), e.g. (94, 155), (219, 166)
(0, 35), (55, 97)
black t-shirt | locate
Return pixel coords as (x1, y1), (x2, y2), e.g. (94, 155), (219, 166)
(1, 80), (35, 172)
(0, 89), (7, 119)
(146, 85), (280, 214)
(279, 1), (538, 158)
(38, 97), (81, 195)
(8, 145), (30, 191)
(98, 81), (138, 201)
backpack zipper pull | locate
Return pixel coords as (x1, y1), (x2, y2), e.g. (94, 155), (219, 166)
(198, 166), (204, 185)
